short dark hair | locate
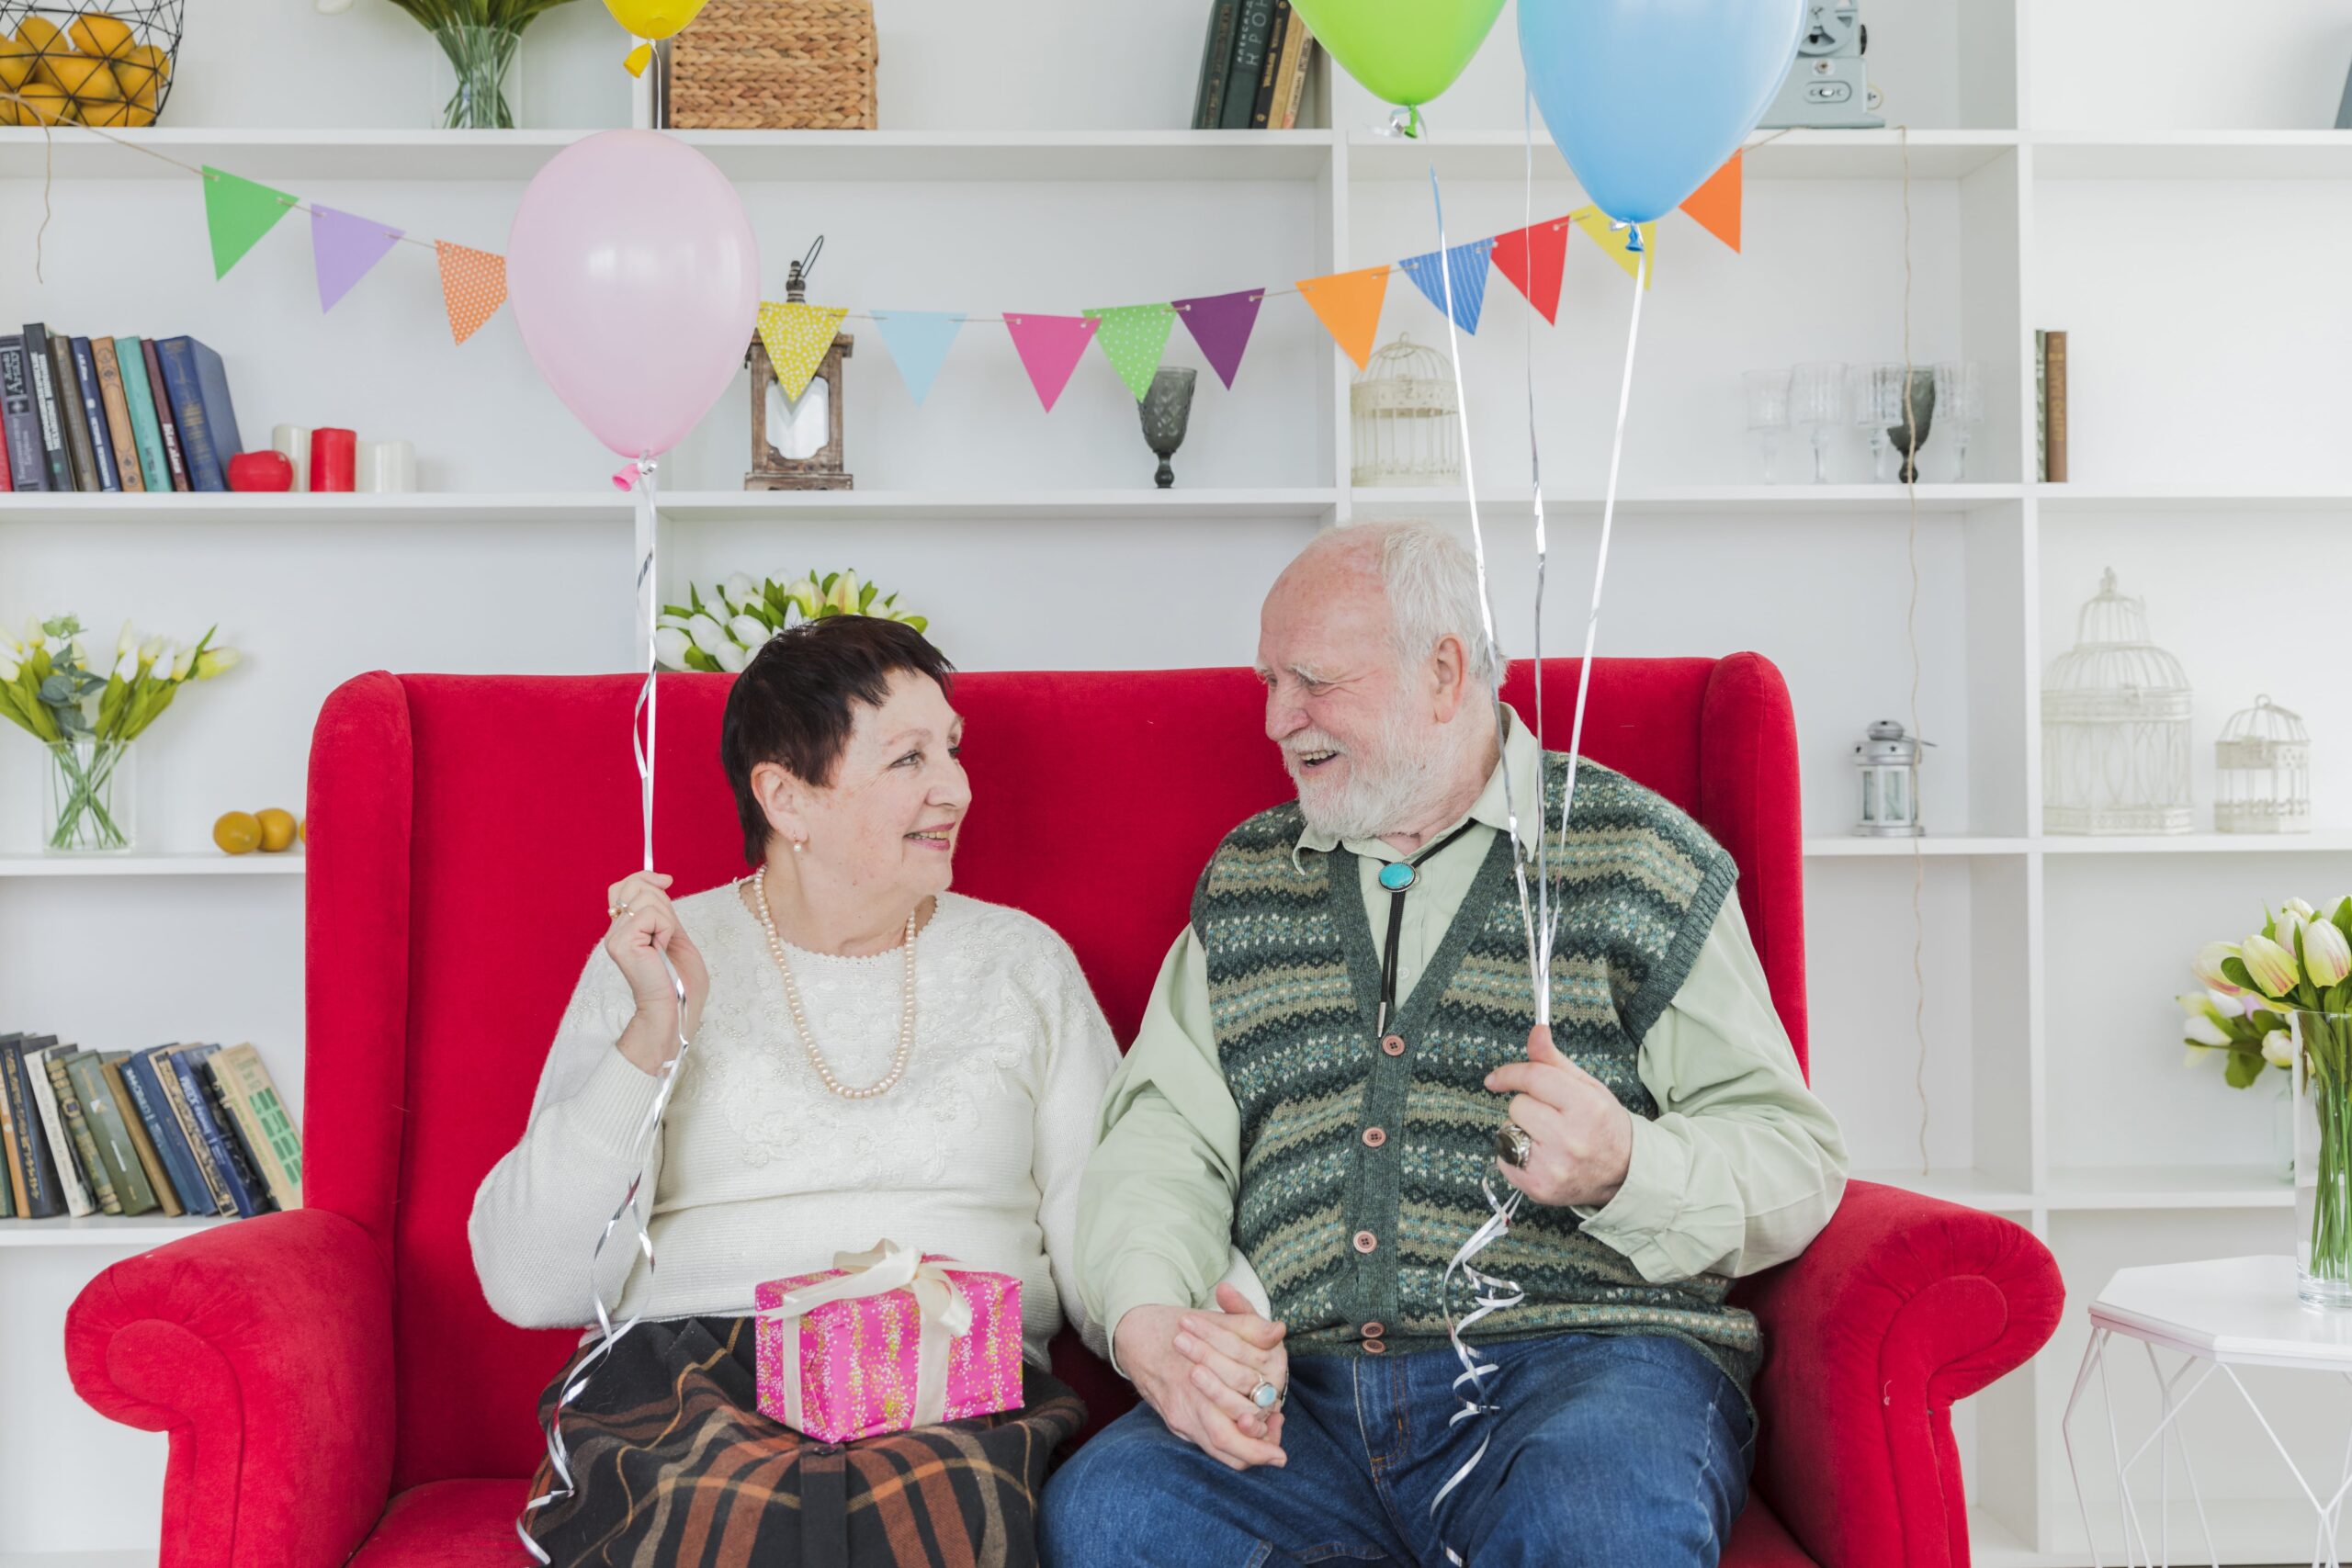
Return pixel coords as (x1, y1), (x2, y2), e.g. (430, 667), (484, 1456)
(718, 615), (956, 864)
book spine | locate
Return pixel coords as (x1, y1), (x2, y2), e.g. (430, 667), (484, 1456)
(69, 1053), (156, 1215)
(25, 1050), (95, 1216)
(114, 339), (170, 492)
(121, 1053), (209, 1214)
(47, 333), (96, 491)
(0, 1043), (29, 1217)
(70, 338), (120, 491)
(0, 336), (42, 491)
(141, 338), (190, 491)
(151, 1051), (234, 1214)
(2043, 329), (2067, 484)
(1250, 0), (1289, 129)
(1278, 27), (1314, 129)
(156, 340), (223, 492)
(214, 1046), (302, 1209)
(2034, 329), (2047, 484)
(170, 1050), (259, 1216)
(191, 343), (245, 460)
(1221, 0), (1277, 130)
(103, 1056), (181, 1216)
(1197, 0), (1240, 130)
(20, 324), (73, 490)
(194, 1058), (272, 1213)
(43, 1054), (120, 1213)
(91, 338), (145, 492)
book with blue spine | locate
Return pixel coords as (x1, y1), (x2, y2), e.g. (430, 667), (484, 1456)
(120, 1046), (214, 1214)
(166, 1044), (265, 1216)
(154, 337), (233, 491)
(69, 337), (121, 491)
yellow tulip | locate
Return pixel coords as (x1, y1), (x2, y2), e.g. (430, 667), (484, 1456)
(2242, 932), (2301, 998)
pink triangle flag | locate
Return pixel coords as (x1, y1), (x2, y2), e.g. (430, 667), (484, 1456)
(311, 205), (404, 313)
(1002, 313), (1100, 412)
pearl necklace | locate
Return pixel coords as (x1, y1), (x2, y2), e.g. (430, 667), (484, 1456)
(749, 867), (920, 1100)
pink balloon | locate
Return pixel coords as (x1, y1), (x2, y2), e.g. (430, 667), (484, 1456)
(507, 130), (760, 460)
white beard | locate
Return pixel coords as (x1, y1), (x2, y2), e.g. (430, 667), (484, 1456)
(1289, 700), (1455, 843)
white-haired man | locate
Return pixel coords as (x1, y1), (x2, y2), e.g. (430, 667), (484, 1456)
(1042, 522), (1846, 1567)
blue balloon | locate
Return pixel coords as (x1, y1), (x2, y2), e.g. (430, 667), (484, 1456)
(1520, 0), (1806, 224)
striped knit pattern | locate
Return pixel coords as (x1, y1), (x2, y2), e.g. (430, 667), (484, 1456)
(1193, 752), (1761, 1394)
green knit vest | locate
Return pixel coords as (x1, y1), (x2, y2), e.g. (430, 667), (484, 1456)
(1193, 750), (1762, 1393)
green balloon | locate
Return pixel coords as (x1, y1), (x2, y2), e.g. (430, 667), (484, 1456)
(1290, 0), (1507, 109)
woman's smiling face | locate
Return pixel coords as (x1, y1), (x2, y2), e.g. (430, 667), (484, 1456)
(784, 670), (969, 901)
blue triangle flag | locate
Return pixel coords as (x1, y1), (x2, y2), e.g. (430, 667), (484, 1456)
(1398, 238), (1496, 335)
(875, 310), (967, 405)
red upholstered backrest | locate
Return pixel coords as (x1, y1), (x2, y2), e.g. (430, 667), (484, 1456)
(303, 656), (1805, 1489)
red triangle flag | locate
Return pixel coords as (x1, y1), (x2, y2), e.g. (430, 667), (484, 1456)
(1490, 217), (1570, 325)
(1679, 152), (1742, 253)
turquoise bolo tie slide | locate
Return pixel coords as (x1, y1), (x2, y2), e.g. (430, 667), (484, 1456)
(1379, 862), (1417, 891)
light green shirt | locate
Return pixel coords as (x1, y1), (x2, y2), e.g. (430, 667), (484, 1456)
(1079, 709), (1849, 1363)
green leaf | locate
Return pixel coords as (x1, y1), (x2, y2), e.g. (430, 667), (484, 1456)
(858, 582), (879, 612)
(2224, 1049), (2264, 1089)
(2222, 956), (2257, 992)
(905, 615), (929, 634)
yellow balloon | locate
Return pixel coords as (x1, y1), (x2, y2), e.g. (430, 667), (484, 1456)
(602, 0), (709, 44)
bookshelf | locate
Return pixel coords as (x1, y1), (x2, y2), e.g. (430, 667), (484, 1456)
(4, 0), (2350, 1561)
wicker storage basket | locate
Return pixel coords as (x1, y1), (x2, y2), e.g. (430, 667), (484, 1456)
(667, 0), (877, 130)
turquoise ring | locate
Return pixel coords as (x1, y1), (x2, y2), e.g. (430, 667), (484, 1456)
(1251, 1378), (1284, 1411)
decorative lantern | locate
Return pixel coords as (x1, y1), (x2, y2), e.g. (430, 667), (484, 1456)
(2041, 567), (2193, 835)
(1853, 719), (1928, 837)
(1351, 334), (1460, 487)
(746, 250), (854, 491)
(2215, 694), (2311, 835)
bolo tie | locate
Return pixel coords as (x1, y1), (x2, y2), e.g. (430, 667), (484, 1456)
(1373, 820), (1481, 1036)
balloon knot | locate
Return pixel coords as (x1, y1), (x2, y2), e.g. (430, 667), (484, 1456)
(611, 466), (639, 491)
(623, 42), (652, 77)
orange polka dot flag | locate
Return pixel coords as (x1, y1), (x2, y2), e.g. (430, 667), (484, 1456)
(435, 242), (509, 345)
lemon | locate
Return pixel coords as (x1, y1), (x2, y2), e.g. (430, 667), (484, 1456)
(79, 95), (148, 126)
(0, 37), (36, 89)
(212, 811), (262, 855)
(255, 807), (297, 852)
(41, 52), (118, 100)
(118, 40), (165, 80)
(14, 16), (65, 55)
(13, 82), (74, 122)
(298, 817), (308, 844)
(68, 12), (134, 61)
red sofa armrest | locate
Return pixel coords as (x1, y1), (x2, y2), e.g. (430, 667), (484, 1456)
(1735, 1179), (2064, 1568)
(64, 1209), (397, 1568)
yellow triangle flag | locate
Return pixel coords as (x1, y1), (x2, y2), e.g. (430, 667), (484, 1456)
(756, 301), (850, 400)
(1571, 209), (1656, 288)
(1295, 266), (1390, 370)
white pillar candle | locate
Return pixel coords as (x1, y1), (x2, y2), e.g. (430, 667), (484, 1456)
(357, 439), (416, 493)
(270, 424), (310, 491)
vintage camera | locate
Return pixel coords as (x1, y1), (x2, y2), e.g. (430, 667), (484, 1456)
(1759, 2), (1884, 130)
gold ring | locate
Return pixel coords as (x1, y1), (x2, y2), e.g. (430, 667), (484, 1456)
(610, 902), (630, 919)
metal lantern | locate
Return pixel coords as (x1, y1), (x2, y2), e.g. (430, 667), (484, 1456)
(2215, 694), (2311, 835)
(746, 250), (854, 491)
(1854, 719), (1927, 836)
(1351, 334), (1461, 487)
(2041, 567), (2194, 835)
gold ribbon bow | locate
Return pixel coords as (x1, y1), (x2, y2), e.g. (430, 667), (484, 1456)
(759, 1240), (976, 1434)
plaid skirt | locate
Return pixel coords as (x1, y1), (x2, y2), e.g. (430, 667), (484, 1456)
(524, 1314), (1086, 1568)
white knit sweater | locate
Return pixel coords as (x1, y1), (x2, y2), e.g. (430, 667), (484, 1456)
(469, 884), (1120, 1366)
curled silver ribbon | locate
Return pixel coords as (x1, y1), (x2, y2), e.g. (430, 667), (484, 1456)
(515, 454), (695, 1562)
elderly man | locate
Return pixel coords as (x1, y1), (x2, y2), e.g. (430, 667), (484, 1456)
(1040, 521), (1846, 1568)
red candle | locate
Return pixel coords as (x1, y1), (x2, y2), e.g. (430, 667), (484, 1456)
(311, 428), (357, 492)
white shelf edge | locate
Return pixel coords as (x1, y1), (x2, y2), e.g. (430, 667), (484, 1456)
(0, 1214), (232, 1247)
(2040, 831), (2352, 855)
(1805, 836), (2032, 858)
(1351, 483), (2026, 514)
(0, 489), (1342, 524)
(0, 852), (306, 877)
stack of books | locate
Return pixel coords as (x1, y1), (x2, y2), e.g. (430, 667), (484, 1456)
(2034, 328), (2068, 483)
(0, 327), (244, 494)
(1190, 0), (1318, 130)
(0, 1034), (300, 1221)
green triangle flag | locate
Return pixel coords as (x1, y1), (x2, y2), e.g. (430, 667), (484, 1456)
(202, 166), (297, 279)
(1082, 303), (1177, 401)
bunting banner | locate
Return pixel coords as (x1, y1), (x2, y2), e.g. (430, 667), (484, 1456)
(874, 310), (967, 405)
(1491, 217), (1569, 326)
(1572, 210), (1657, 287)
(310, 204), (404, 313)
(1002, 313), (1099, 412)
(1296, 265), (1392, 371)
(1679, 153), (1742, 253)
(201, 166), (296, 280)
(1398, 237), (1497, 335)
(756, 301), (852, 400)
(435, 241), (508, 345)
(1172, 288), (1264, 390)
(1082, 303), (1177, 401)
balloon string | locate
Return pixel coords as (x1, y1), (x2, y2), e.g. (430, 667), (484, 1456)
(1521, 79), (1553, 987)
(514, 454), (692, 1562)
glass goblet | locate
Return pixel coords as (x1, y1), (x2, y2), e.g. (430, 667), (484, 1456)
(1744, 369), (1791, 482)
(1138, 367), (1197, 489)
(1790, 362), (1847, 484)
(1935, 361), (1984, 480)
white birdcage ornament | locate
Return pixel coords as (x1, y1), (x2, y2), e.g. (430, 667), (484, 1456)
(2041, 567), (2194, 835)
(1351, 334), (1461, 487)
(2214, 695), (2311, 835)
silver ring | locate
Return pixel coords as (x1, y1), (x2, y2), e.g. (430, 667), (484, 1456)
(610, 902), (631, 919)
(1494, 1120), (1533, 1169)
(1250, 1377), (1284, 1411)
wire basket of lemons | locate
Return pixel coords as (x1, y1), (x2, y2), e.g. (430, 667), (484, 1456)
(0, 2), (180, 128)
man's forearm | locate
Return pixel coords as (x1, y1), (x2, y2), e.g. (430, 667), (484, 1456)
(1076, 1085), (1238, 1372)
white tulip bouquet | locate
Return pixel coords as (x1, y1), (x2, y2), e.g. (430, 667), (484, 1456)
(655, 571), (929, 675)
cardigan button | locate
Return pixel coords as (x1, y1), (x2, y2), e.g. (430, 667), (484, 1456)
(1380, 1034), (1406, 1056)
(1362, 1126), (1387, 1148)
(1352, 1229), (1378, 1254)
(1363, 1337), (1387, 1355)
(1361, 1321), (1385, 1338)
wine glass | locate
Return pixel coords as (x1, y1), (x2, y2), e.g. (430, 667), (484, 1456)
(1744, 369), (1790, 482)
(1935, 362), (1984, 479)
(1790, 362), (1846, 484)
(1887, 367), (1935, 484)
(1138, 367), (1196, 489)
(1855, 364), (1904, 482)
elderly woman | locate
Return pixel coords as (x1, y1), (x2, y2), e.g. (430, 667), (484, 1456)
(470, 615), (1119, 1568)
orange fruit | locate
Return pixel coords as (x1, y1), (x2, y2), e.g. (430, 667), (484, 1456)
(212, 811), (261, 855)
(255, 807), (297, 852)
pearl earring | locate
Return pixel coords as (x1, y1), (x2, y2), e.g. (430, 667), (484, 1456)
(792, 839), (806, 853)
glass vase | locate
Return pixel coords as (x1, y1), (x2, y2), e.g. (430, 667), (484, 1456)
(430, 23), (522, 130)
(43, 738), (135, 854)
(2290, 1010), (2352, 1307)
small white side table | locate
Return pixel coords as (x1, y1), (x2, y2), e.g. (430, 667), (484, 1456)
(2064, 1255), (2352, 1567)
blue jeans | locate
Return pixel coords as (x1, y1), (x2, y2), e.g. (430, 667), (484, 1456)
(1041, 1332), (1751, 1568)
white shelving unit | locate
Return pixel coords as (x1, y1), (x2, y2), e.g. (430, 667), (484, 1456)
(3, 0), (2348, 1562)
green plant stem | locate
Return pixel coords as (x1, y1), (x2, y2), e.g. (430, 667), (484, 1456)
(46, 741), (128, 851)
(2306, 1015), (2352, 1285)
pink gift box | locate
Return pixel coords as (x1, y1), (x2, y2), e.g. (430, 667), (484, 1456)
(754, 1245), (1023, 1443)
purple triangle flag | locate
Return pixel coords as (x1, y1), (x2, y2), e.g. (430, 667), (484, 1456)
(311, 204), (404, 313)
(1172, 288), (1265, 390)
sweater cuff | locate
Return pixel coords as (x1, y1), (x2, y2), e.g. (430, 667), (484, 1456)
(567, 1045), (667, 1156)
(1102, 1257), (1204, 1380)
(1570, 1114), (1689, 1280)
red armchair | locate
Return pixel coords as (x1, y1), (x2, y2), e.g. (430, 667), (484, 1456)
(66, 656), (2062, 1568)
